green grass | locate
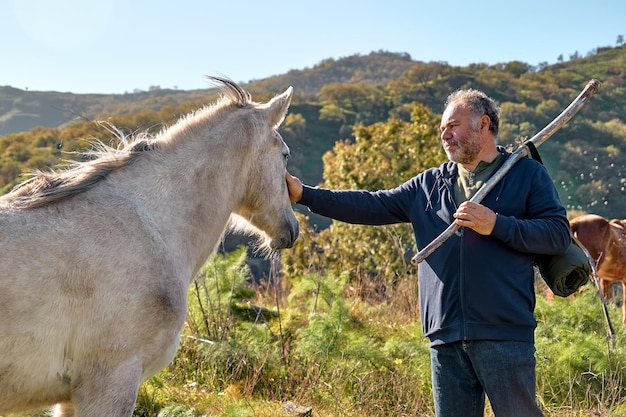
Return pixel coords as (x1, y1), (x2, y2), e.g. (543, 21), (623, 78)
(130, 266), (625, 417)
(4, 256), (625, 417)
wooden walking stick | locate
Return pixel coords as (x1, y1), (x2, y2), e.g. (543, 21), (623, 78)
(411, 79), (602, 264)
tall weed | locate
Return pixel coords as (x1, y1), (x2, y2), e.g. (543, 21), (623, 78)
(535, 286), (626, 413)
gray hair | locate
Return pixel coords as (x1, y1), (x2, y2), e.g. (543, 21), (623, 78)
(445, 89), (500, 136)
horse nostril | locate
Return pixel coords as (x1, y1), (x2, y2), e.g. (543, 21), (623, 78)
(290, 223), (299, 246)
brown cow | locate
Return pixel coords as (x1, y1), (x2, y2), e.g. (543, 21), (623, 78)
(570, 214), (626, 323)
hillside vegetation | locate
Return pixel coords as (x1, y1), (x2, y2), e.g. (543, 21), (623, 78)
(1, 47), (626, 218)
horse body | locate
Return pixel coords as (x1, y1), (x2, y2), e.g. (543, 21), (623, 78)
(0, 77), (298, 416)
(570, 214), (626, 323)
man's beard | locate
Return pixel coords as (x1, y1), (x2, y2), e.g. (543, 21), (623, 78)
(445, 129), (483, 165)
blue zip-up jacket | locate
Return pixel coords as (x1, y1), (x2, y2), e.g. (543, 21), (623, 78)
(299, 150), (570, 346)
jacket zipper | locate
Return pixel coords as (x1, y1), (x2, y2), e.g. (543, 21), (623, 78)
(447, 178), (467, 341)
(459, 226), (467, 340)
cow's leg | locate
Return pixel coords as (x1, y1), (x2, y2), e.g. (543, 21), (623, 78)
(601, 279), (612, 302)
(71, 359), (142, 417)
(622, 281), (626, 324)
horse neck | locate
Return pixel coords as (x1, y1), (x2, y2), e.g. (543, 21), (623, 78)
(126, 133), (251, 280)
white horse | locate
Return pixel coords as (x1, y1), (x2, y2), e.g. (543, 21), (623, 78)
(0, 77), (299, 417)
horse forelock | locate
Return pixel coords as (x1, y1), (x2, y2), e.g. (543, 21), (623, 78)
(207, 76), (251, 108)
(160, 78), (254, 143)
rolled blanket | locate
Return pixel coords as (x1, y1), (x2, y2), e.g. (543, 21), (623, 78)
(536, 240), (591, 297)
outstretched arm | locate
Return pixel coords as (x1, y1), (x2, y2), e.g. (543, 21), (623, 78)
(284, 171), (412, 226)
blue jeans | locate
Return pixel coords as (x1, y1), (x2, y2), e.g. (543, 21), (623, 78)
(430, 340), (543, 417)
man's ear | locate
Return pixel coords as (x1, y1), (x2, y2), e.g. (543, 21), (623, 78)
(480, 114), (491, 131)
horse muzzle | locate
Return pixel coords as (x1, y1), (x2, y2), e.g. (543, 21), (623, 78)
(269, 218), (299, 249)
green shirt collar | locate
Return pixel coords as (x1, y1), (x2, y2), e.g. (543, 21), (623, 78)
(454, 153), (504, 204)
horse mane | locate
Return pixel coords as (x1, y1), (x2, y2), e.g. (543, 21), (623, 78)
(1, 76), (251, 210)
(208, 76), (251, 107)
(2, 128), (158, 210)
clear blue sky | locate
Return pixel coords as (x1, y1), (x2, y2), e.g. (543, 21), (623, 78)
(2, 0), (624, 94)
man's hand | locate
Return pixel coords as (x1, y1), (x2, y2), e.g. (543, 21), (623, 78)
(285, 171), (303, 203)
(453, 201), (497, 235)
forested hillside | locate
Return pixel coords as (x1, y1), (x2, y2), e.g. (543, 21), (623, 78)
(1, 46), (625, 220)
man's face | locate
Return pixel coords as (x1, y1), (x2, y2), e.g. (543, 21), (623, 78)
(440, 103), (483, 166)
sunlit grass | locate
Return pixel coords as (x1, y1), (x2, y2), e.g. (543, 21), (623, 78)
(130, 263), (625, 417)
(4, 254), (624, 417)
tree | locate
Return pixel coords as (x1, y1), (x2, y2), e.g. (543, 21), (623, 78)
(283, 103), (445, 295)
(319, 83), (391, 128)
(498, 102), (539, 143)
(281, 113), (306, 139)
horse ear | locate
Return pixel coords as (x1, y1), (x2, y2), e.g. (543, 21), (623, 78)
(264, 86), (293, 128)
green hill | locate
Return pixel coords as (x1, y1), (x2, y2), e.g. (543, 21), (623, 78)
(1, 46), (626, 220)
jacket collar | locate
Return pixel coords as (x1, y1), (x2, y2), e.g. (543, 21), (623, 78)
(431, 147), (510, 225)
